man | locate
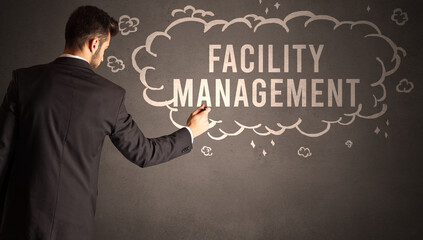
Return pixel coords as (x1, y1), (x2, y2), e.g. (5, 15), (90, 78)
(0, 5), (210, 240)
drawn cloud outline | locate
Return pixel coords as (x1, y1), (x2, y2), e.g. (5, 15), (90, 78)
(119, 15), (140, 36)
(396, 78), (414, 93)
(298, 147), (312, 158)
(131, 5), (406, 140)
(391, 8), (408, 26)
(345, 140), (353, 148)
(201, 146), (213, 156)
(107, 56), (125, 73)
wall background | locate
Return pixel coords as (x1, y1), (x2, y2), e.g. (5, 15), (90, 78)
(0, 0), (422, 239)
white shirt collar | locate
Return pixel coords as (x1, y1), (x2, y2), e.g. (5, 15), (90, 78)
(60, 53), (89, 63)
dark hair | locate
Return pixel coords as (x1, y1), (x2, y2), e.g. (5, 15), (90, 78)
(65, 6), (118, 50)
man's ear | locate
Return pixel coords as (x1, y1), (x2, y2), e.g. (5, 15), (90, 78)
(88, 37), (99, 54)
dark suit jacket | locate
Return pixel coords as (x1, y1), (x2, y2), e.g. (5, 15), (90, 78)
(0, 57), (193, 240)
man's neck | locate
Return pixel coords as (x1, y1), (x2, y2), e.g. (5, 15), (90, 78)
(62, 48), (90, 63)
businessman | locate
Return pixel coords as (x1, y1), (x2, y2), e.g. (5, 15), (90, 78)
(0, 5), (210, 240)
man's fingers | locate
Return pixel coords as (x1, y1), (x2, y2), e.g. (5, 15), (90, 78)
(192, 104), (206, 115)
(198, 107), (211, 117)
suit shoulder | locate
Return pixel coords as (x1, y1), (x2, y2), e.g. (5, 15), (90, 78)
(92, 74), (125, 94)
(13, 63), (50, 76)
(12, 63), (57, 87)
(90, 74), (126, 102)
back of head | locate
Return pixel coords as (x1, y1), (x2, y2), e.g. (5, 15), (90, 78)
(65, 6), (118, 50)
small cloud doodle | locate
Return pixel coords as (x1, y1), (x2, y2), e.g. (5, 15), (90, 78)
(391, 8), (408, 26)
(297, 147), (312, 158)
(201, 146), (213, 156)
(119, 15), (140, 35)
(396, 78), (414, 93)
(345, 140), (353, 148)
(107, 56), (125, 73)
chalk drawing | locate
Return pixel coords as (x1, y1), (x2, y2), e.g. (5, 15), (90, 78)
(298, 147), (312, 158)
(201, 146), (213, 156)
(107, 56), (125, 73)
(391, 8), (408, 26)
(274, 2), (280, 10)
(131, 5), (406, 140)
(119, 15), (140, 35)
(374, 126), (380, 134)
(345, 140), (353, 148)
(396, 79), (414, 93)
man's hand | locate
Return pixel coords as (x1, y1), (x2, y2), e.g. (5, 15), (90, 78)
(186, 104), (211, 139)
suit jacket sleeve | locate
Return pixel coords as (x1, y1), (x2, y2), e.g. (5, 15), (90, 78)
(0, 71), (18, 218)
(108, 92), (192, 168)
